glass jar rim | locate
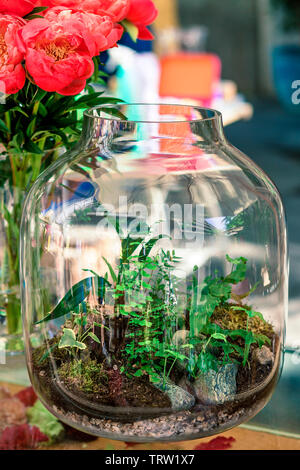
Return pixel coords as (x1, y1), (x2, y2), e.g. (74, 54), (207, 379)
(83, 103), (222, 124)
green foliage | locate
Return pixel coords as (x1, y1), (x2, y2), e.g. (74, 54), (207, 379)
(225, 255), (247, 284)
(56, 307), (106, 356)
(200, 320), (271, 369)
(46, 216), (272, 387)
(0, 88), (112, 174)
(186, 255), (271, 376)
(189, 255), (248, 338)
(27, 400), (64, 445)
(121, 248), (187, 385)
(36, 275), (110, 324)
(58, 359), (108, 394)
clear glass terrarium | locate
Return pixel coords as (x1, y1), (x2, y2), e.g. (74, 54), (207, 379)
(20, 104), (287, 441)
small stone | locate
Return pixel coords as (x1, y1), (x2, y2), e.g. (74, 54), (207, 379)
(172, 330), (190, 347)
(154, 378), (195, 412)
(194, 363), (238, 405)
(253, 345), (274, 366)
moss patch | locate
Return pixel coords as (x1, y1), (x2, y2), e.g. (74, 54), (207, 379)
(58, 359), (108, 394)
(211, 303), (274, 339)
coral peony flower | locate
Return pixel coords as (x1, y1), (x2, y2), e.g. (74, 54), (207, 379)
(17, 7), (122, 95)
(36, 0), (157, 40)
(0, 0), (38, 17)
(0, 14), (25, 94)
(41, 0), (130, 23)
(126, 0), (158, 40)
(44, 7), (123, 55)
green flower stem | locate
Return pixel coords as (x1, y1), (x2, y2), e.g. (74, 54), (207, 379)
(2, 141), (48, 336)
(6, 294), (22, 335)
(3, 198), (22, 336)
(4, 111), (11, 141)
(162, 357), (167, 390)
(166, 356), (177, 382)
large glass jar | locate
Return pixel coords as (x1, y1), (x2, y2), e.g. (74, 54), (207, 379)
(20, 105), (287, 442)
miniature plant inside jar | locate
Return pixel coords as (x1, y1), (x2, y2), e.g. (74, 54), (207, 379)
(33, 221), (277, 412)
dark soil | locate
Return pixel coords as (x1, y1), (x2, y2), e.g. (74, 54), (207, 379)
(32, 342), (171, 418)
(31, 355), (281, 441)
(31, 331), (279, 422)
(30, 304), (280, 430)
(59, 362), (171, 409)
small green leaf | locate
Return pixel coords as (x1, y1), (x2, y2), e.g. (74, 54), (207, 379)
(225, 255), (247, 284)
(142, 281), (152, 289)
(211, 333), (227, 342)
(102, 257), (118, 283)
(58, 328), (87, 350)
(88, 332), (101, 344)
(121, 19), (139, 42)
(248, 310), (265, 322)
(0, 119), (9, 132)
(133, 369), (143, 377)
(99, 107), (128, 121)
(36, 277), (93, 324)
(181, 344), (194, 349)
(93, 322), (109, 331)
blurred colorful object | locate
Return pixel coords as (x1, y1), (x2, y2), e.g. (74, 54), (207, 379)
(272, 45), (300, 113)
(194, 436), (235, 450)
(0, 424), (48, 450)
(0, 385), (49, 450)
(159, 53), (222, 105)
(0, 386), (58, 449)
(0, 385), (99, 449)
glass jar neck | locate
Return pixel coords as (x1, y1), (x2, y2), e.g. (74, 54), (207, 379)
(79, 105), (227, 152)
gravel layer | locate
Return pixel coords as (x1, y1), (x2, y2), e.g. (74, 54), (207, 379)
(52, 403), (256, 441)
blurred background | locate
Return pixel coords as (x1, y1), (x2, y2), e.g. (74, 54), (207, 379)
(97, 0), (300, 436)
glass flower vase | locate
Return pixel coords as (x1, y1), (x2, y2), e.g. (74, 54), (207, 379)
(21, 104), (288, 441)
(0, 186), (24, 350)
(0, 147), (60, 384)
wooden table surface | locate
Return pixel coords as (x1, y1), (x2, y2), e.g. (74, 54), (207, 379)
(2, 382), (300, 451)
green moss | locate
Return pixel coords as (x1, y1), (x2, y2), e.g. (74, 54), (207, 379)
(58, 359), (108, 394)
(211, 303), (274, 339)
